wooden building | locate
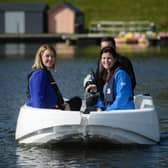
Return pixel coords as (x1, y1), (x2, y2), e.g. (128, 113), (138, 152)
(0, 3), (48, 34)
(48, 2), (84, 34)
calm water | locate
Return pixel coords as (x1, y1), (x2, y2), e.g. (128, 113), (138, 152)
(0, 45), (168, 168)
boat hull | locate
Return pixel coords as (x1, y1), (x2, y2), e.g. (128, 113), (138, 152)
(15, 95), (160, 145)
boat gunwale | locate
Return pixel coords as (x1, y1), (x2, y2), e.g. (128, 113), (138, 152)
(21, 104), (155, 114)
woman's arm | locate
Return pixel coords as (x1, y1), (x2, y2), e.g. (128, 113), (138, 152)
(29, 70), (48, 108)
(95, 96), (105, 110)
(106, 70), (132, 110)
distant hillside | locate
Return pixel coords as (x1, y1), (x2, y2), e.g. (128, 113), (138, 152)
(1, 0), (168, 31)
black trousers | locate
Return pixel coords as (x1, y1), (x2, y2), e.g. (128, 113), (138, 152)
(66, 96), (82, 111)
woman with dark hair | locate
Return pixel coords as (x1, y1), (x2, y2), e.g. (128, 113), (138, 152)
(96, 37), (136, 92)
(83, 37), (136, 112)
(96, 46), (135, 111)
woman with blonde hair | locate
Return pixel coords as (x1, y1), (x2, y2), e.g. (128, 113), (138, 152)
(26, 44), (81, 110)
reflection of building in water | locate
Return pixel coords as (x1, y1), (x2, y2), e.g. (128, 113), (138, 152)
(0, 43), (75, 58)
(0, 43), (26, 58)
(3, 43), (40, 58)
(5, 43), (25, 58)
(54, 43), (75, 58)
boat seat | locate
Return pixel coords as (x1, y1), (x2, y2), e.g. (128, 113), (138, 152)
(134, 94), (154, 109)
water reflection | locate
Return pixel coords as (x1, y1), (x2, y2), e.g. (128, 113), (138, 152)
(54, 43), (75, 58)
(15, 141), (168, 168)
(0, 43), (38, 58)
(0, 42), (168, 59)
(5, 43), (25, 57)
(116, 42), (149, 52)
(0, 43), (76, 59)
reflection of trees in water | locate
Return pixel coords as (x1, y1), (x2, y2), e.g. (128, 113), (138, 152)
(158, 88), (168, 99)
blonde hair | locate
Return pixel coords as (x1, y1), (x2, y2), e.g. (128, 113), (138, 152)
(32, 44), (57, 69)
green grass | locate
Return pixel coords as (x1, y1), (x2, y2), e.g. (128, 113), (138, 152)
(1, 0), (168, 31)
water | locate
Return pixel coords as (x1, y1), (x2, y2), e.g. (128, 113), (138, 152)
(0, 45), (168, 168)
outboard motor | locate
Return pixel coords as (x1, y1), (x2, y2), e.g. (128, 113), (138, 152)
(83, 70), (98, 113)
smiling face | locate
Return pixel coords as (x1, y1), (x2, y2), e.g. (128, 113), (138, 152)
(41, 49), (56, 69)
(101, 52), (117, 71)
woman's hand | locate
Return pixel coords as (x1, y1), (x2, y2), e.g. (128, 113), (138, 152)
(97, 108), (103, 112)
(85, 84), (97, 93)
(55, 104), (60, 109)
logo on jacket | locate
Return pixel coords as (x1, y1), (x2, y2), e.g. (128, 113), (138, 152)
(107, 88), (111, 94)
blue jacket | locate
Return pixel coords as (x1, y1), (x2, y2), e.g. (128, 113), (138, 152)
(26, 69), (59, 108)
(96, 68), (135, 111)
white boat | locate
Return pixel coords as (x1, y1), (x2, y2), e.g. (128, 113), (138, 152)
(15, 94), (160, 145)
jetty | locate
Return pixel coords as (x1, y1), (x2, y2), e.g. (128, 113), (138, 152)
(0, 33), (163, 46)
(0, 33), (112, 44)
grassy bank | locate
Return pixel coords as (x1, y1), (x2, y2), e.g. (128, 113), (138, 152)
(1, 0), (168, 31)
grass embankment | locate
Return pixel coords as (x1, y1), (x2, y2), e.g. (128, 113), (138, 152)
(1, 0), (168, 31)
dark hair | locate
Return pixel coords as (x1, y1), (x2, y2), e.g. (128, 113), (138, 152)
(98, 46), (118, 84)
(96, 40), (118, 98)
(101, 37), (116, 49)
(100, 46), (117, 59)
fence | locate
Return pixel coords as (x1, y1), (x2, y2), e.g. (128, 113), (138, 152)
(89, 21), (155, 35)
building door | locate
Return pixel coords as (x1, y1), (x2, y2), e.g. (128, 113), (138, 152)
(5, 11), (25, 56)
(5, 11), (25, 33)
